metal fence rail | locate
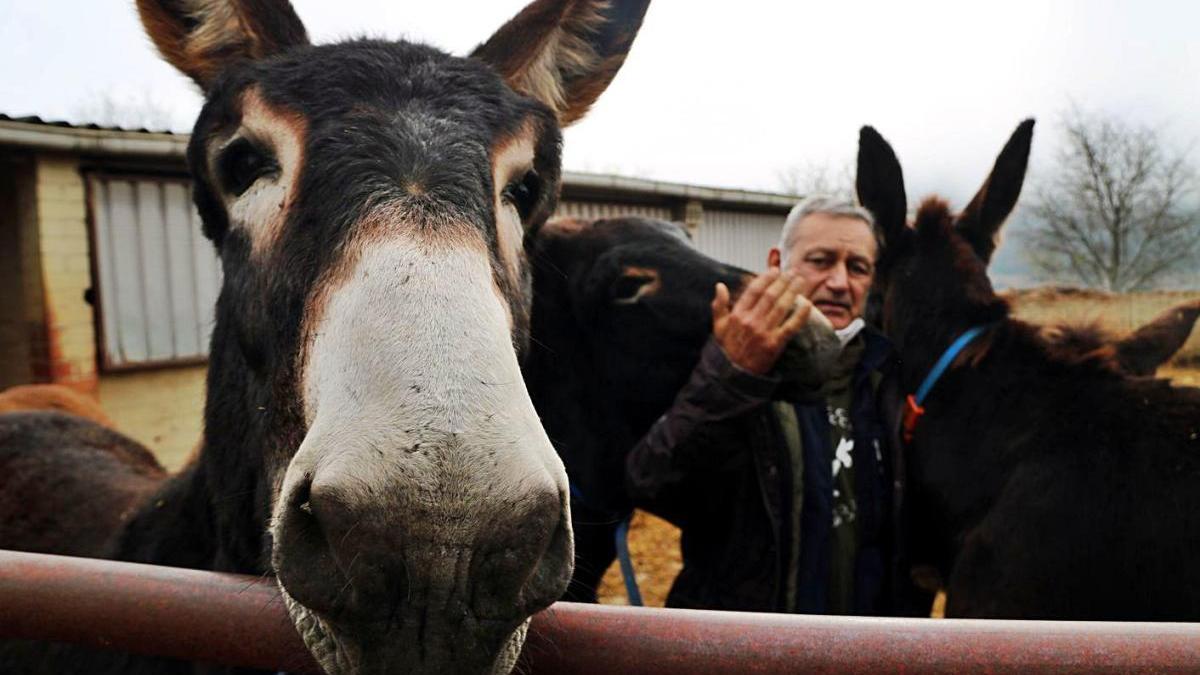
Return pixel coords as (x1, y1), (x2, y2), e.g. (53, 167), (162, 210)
(2, 549), (1199, 674)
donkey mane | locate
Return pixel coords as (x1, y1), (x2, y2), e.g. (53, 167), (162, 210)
(916, 198), (1009, 318)
(1036, 322), (1130, 373)
(998, 319), (1136, 381)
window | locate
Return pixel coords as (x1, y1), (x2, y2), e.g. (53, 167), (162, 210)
(88, 173), (221, 369)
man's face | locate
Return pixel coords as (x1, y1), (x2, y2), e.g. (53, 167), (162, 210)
(781, 213), (877, 330)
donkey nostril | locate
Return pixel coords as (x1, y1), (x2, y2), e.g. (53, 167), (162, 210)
(291, 475), (312, 509)
(274, 475), (352, 615)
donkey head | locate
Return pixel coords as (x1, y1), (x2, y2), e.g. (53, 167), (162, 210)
(136, 1), (649, 673)
(527, 218), (746, 508)
(854, 120), (1034, 350)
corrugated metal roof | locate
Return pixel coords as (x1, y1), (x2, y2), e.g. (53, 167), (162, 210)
(0, 112), (796, 211)
(0, 113), (181, 136)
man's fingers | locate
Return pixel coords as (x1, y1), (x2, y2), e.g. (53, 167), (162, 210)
(763, 277), (804, 327)
(775, 295), (813, 340)
(712, 282), (731, 325)
(734, 268), (779, 314)
(747, 271), (792, 318)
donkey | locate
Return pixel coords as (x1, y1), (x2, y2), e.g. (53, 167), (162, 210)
(524, 216), (839, 603)
(0, 1), (649, 673)
(0, 411), (165, 559)
(855, 120), (1200, 619)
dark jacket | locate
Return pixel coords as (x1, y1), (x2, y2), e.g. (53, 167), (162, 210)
(625, 327), (929, 615)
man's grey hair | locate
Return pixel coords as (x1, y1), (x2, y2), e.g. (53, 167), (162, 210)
(777, 195), (878, 264)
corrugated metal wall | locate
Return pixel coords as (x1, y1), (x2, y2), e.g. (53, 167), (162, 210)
(89, 174), (220, 367)
(86, 182), (784, 367)
(555, 200), (673, 221)
(693, 209), (783, 272)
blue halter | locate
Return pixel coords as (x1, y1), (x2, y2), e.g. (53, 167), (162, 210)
(570, 482), (643, 606)
(903, 324), (992, 443)
(913, 324), (992, 406)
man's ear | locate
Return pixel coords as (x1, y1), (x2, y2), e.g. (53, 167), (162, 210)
(856, 125), (908, 250)
(956, 119), (1035, 264)
(136, 0), (309, 89)
(472, 0), (651, 126)
(767, 247), (782, 269)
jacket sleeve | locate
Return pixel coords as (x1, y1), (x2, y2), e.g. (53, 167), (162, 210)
(625, 336), (779, 506)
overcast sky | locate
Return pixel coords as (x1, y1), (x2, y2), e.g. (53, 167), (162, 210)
(1, 1), (1197, 226)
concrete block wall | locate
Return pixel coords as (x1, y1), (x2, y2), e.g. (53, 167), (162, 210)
(97, 365), (207, 470)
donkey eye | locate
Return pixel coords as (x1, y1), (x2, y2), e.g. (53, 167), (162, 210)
(501, 170), (541, 222)
(612, 274), (655, 305)
(218, 138), (278, 197)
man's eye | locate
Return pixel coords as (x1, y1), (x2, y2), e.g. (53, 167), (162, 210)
(217, 138), (277, 196)
(501, 170), (541, 222)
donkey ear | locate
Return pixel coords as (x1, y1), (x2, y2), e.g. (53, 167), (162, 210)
(1114, 300), (1200, 376)
(136, 0), (309, 89)
(471, 0), (651, 126)
(956, 119), (1035, 264)
(856, 126), (908, 248)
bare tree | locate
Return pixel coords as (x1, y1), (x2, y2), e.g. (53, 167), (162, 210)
(1024, 110), (1200, 291)
(775, 159), (854, 201)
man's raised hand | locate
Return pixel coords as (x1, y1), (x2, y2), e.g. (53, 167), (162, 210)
(712, 268), (812, 375)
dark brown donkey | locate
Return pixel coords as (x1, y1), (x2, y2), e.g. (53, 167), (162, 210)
(524, 217), (748, 602)
(856, 121), (1200, 620)
(0, 1), (649, 673)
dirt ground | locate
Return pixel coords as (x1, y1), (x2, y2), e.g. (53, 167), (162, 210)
(597, 510), (681, 607)
(596, 366), (1200, 612)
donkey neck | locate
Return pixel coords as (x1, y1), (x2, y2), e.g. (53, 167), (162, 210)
(196, 322), (298, 573)
(113, 322), (285, 574)
(110, 462), (218, 569)
(894, 312), (1002, 395)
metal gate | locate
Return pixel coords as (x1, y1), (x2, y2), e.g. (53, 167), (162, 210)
(2, 550), (1197, 674)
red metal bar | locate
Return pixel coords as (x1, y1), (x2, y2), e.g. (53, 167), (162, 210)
(2, 549), (1199, 673)
(522, 604), (1200, 674)
(0, 549), (321, 673)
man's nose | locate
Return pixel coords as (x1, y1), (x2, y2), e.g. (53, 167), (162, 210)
(826, 263), (849, 291)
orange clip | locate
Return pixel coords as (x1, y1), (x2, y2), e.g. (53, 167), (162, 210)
(902, 394), (925, 444)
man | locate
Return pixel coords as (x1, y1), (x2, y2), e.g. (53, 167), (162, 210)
(626, 196), (924, 615)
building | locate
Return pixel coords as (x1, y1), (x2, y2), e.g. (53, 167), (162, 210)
(0, 114), (795, 467)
